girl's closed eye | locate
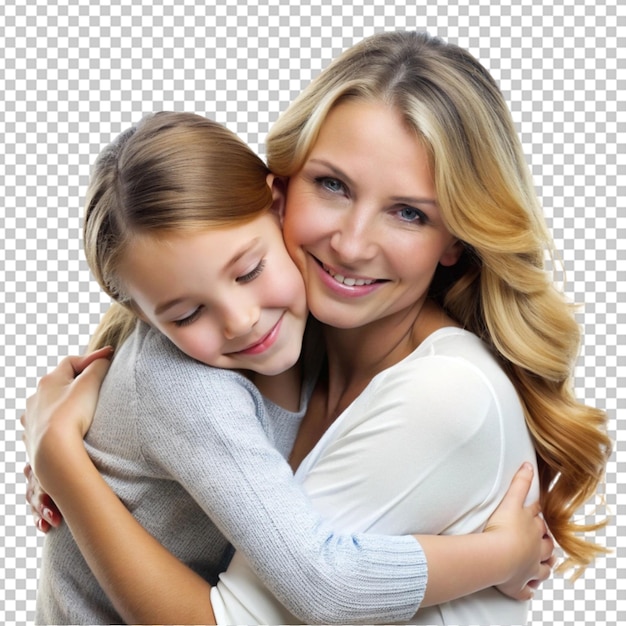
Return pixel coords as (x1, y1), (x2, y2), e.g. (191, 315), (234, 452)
(174, 306), (203, 327)
(236, 259), (266, 284)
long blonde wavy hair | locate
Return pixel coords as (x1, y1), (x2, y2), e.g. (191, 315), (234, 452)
(266, 30), (611, 577)
(85, 112), (273, 351)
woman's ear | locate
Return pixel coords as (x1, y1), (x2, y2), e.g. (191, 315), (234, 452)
(266, 173), (288, 225)
(439, 239), (464, 267)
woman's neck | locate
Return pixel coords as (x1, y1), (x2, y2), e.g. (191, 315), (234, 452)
(288, 299), (459, 470)
(324, 299), (451, 391)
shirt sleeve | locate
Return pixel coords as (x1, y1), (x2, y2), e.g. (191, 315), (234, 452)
(135, 340), (427, 624)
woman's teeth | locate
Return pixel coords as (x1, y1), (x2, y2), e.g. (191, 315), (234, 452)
(324, 264), (375, 286)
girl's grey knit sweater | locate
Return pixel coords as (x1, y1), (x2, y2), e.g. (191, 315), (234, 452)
(36, 321), (426, 624)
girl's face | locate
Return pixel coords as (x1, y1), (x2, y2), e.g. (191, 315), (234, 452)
(118, 211), (308, 376)
(282, 99), (462, 331)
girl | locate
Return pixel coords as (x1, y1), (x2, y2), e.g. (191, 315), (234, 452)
(23, 111), (550, 625)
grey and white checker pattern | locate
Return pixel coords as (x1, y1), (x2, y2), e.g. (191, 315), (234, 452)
(1, 0), (623, 624)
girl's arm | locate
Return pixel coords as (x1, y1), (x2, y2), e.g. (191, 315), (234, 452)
(419, 463), (552, 605)
(22, 354), (551, 625)
(29, 429), (216, 624)
(26, 430), (549, 625)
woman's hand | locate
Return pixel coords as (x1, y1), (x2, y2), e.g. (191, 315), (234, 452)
(486, 463), (555, 600)
(21, 347), (113, 491)
(24, 462), (62, 533)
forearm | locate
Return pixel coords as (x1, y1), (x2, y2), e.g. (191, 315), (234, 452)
(417, 463), (547, 607)
(35, 430), (216, 625)
(417, 533), (510, 606)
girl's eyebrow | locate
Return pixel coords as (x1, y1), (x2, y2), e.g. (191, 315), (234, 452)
(225, 237), (262, 270)
(155, 296), (186, 317)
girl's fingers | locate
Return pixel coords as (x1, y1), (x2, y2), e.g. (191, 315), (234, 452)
(501, 462), (535, 508)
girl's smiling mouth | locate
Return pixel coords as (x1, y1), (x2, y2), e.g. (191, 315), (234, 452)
(230, 314), (284, 356)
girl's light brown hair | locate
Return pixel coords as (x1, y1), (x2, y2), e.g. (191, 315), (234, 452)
(85, 112), (272, 350)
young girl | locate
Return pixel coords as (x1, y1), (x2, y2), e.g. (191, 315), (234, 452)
(23, 111), (551, 625)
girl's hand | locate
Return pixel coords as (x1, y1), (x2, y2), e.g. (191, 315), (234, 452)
(21, 347), (113, 487)
(486, 463), (555, 600)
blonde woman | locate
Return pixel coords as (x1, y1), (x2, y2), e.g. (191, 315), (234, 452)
(24, 31), (608, 625)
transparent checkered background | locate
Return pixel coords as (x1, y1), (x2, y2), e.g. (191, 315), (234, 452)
(1, 0), (624, 624)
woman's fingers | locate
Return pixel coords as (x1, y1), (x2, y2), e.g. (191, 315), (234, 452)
(23, 463), (63, 532)
(72, 346), (114, 375)
(541, 532), (555, 563)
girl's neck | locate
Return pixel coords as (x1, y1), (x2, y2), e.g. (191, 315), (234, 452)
(249, 363), (302, 412)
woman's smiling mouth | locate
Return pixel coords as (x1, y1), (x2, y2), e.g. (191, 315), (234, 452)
(311, 256), (387, 297)
(321, 261), (377, 286)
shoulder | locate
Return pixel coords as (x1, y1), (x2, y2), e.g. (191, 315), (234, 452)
(139, 324), (252, 385)
(364, 329), (520, 441)
(401, 328), (515, 398)
(379, 329), (499, 394)
(108, 322), (262, 415)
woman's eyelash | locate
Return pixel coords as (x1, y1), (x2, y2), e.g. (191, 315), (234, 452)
(314, 176), (346, 194)
(237, 259), (266, 283)
(397, 206), (429, 224)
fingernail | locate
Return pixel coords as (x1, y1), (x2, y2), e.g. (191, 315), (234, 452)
(42, 507), (54, 523)
(523, 462), (533, 472)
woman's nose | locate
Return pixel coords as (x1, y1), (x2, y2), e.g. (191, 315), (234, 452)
(329, 208), (378, 263)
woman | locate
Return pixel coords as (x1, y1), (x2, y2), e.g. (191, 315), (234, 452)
(24, 31), (609, 625)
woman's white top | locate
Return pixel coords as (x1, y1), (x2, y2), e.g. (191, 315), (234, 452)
(211, 327), (539, 625)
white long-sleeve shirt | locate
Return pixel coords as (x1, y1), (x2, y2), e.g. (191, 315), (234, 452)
(212, 327), (539, 625)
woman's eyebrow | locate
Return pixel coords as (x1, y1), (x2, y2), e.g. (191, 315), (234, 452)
(308, 159), (356, 188)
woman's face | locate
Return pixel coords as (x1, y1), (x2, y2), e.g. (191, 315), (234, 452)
(281, 99), (461, 330)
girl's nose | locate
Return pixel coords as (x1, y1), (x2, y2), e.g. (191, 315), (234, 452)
(222, 302), (260, 340)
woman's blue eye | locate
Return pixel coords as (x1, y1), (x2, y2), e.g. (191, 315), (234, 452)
(398, 206), (427, 223)
(316, 177), (345, 194)
(237, 259), (266, 283)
